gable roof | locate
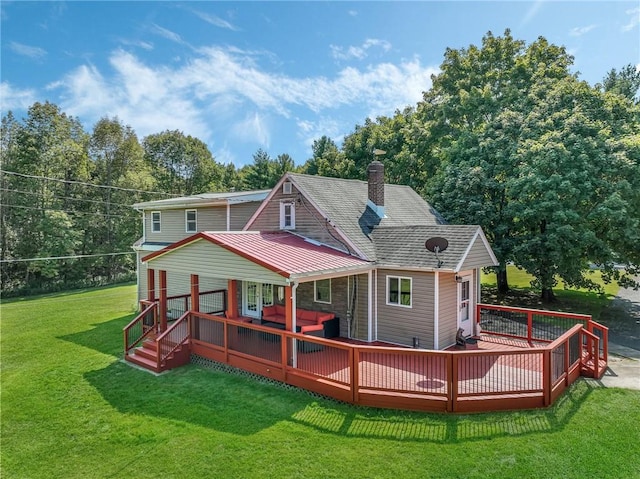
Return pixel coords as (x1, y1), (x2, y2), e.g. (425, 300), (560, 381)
(245, 172), (447, 261)
(371, 225), (499, 272)
(143, 231), (373, 281)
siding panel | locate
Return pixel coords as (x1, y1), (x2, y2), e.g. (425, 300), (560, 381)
(376, 269), (435, 348)
(438, 272), (458, 349)
(460, 237), (495, 270)
(147, 239), (287, 285)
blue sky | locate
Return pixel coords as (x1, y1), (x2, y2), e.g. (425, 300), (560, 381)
(2, 1), (639, 167)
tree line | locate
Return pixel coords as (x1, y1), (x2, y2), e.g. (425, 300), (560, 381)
(1, 30), (639, 299)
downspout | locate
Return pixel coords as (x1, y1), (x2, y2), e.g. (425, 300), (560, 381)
(434, 271), (440, 349)
(226, 201), (231, 231)
(291, 281), (299, 367)
(367, 270), (373, 342)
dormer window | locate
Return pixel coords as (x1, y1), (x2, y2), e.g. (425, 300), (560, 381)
(185, 209), (197, 233)
(280, 201), (295, 230)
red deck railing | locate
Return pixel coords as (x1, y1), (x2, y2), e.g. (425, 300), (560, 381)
(179, 305), (608, 413)
(123, 301), (157, 355)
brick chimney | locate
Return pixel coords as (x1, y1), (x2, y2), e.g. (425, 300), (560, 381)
(367, 160), (385, 218)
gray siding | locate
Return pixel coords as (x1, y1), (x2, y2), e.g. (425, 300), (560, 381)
(351, 274), (369, 340)
(438, 272), (458, 349)
(229, 202), (261, 230)
(147, 239), (287, 285)
(460, 236), (496, 270)
(247, 183), (349, 253)
(144, 202), (262, 243)
(376, 269), (435, 348)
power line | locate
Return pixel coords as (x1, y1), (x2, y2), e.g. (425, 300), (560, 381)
(0, 188), (135, 210)
(0, 170), (177, 197)
(0, 251), (136, 263)
(1, 203), (134, 219)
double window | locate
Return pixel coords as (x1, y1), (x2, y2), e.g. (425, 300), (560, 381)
(186, 209), (197, 233)
(280, 201), (295, 230)
(151, 211), (161, 233)
(387, 275), (412, 307)
(314, 278), (331, 304)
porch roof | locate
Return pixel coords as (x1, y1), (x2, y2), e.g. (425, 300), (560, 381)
(142, 231), (373, 281)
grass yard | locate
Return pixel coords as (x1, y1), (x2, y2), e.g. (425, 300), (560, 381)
(481, 266), (620, 321)
(2, 284), (640, 479)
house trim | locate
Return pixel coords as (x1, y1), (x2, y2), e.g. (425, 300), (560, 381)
(434, 271), (439, 349)
(454, 227), (499, 271)
(243, 173), (367, 259)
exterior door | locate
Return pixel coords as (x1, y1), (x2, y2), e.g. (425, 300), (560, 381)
(458, 274), (473, 336)
(242, 282), (274, 319)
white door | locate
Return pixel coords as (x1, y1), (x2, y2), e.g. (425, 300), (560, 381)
(458, 275), (473, 336)
(242, 282), (274, 319)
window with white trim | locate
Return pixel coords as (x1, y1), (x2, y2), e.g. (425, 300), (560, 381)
(387, 275), (412, 307)
(280, 202), (295, 229)
(185, 209), (197, 233)
(151, 211), (161, 233)
(314, 279), (331, 304)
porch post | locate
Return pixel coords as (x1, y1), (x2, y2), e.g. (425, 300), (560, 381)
(285, 285), (293, 331)
(190, 274), (200, 313)
(147, 268), (156, 302)
(227, 279), (238, 319)
(159, 270), (168, 332)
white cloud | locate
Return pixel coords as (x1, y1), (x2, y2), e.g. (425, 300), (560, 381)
(150, 23), (191, 47)
(118, 38), (154, 50)
(231, 112), (270, 147)
(9, 41), (47, 59)
(190, 8), (239, 31)
(622, 7), (640, 32)
(330, 38), (392, 61)
(520, 0), (544, 28)
(296, 117), (343, 154)
(45, 46), (437, 161)
(569, 25), (596, 37)
(0, 82), (37, 112)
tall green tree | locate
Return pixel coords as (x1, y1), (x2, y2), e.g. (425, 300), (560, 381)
(89, 117), (148, 282)
(600, 64), (640, 103)
(420, 31), (576, 295)
(241, 149), (280, 189)
(143, 130), (224, 195)
(301, 136), (346, 177)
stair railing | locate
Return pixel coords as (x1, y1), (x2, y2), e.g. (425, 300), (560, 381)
(581, 328), (602, 378)
(123, 302), (157, 355)
(156, 311), (190, 370)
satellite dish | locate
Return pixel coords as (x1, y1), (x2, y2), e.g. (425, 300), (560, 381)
(425, 237), (448, 268)
(425, 237), (448, 253)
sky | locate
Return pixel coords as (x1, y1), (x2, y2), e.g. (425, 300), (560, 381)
(1, 1), (639, 168)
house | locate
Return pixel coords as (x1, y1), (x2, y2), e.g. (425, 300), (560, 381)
(132, 189), (270, 302)
(135, 161), (498, 350)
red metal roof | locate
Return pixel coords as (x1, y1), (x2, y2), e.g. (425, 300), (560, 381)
(143, 231), (372, 279)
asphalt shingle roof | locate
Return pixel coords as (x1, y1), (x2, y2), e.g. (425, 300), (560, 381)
(287, 173), (447, 260)
(371, 225), (483, 271)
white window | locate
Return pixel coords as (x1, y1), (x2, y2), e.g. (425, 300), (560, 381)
(387, 276), (412, 307)
(280, 202), (295, 230)
(283, 181), (292, 194)
(186, 209), (197, 233)
(314, 279), (331, 304)
(151, 211), (161, 233)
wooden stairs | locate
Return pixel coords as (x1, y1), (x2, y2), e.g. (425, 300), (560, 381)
(125, 335), (191, 373)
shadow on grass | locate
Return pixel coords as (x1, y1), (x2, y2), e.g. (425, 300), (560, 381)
(84, 361), (305, 436)
(85, 354), (602, 443)
(59, 314), (137, 357)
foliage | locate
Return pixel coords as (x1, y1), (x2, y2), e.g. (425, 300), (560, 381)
(2, 284), (640, 479)
(600, 63), (640, 103)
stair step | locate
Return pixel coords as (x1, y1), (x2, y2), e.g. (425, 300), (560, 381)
(135, 346), (159, 362)
(126, 353), (161, 372)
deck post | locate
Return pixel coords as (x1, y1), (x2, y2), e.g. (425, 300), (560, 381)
(351, 347), (358, 404)
(190, 274), (200, 313)
(226, 279), (238, 319)
(159, 270), (167, 333)
(147, 268), (156, 325)
(449, 354), (457, 412)
(543, 349), (551, 406)
(527, 311), (533, 344)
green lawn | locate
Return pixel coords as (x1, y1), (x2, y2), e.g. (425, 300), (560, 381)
(2, 285), (640, 479)
(481, 266), (619, 321)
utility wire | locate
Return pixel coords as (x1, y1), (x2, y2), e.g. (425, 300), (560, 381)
(1, 203), (134, 219)
(0, 170), (176, 197)
(0, 251), (135, 263)
(0, 188), (135, 210)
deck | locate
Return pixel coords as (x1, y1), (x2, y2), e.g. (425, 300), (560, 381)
(124, 303), (608, 413)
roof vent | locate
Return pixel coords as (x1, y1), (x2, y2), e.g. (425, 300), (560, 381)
(283, 181), (292, 195)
